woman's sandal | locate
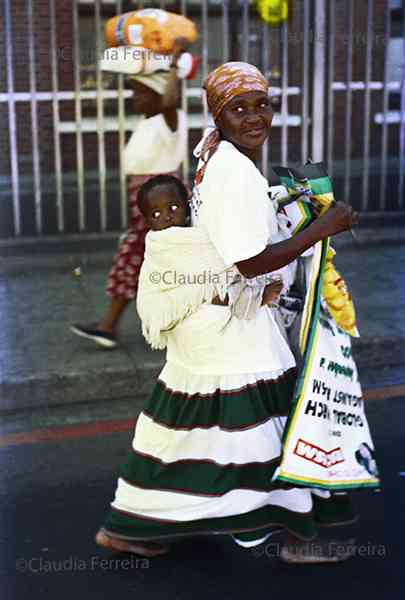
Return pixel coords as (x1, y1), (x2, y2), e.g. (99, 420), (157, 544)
(95, 529), (169, 558)
(280, 538), (356, 565)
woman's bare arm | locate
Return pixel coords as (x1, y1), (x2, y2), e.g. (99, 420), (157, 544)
(161, 67), (181, 111)
(161, 38), (190, 131)
(237, 202), (358, 278)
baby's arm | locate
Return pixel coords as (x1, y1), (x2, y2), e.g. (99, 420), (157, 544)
(261, 278), (283, 306)
(224, 275), (283, 320)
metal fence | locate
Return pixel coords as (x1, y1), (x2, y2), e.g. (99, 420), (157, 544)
(0, 0), (404, 238)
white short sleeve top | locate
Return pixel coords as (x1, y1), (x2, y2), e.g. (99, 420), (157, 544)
(192, 141), (278, 267)
(166, 141), (296, 375)
(122, 109), (187, 176)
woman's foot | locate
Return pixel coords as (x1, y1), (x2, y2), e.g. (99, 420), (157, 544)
(280, 535), (356, 564)
(70, 324), (118, 349)
(95, 530), (169, 558)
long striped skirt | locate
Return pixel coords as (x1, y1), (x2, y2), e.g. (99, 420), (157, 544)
(101, 362), (356, 546)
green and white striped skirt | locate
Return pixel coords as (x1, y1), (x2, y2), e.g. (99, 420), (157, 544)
(102, 361), (356, 546)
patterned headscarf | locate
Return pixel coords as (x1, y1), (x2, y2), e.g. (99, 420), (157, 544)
(195, 62), (269, 183)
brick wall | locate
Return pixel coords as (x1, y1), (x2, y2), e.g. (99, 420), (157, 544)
(0, 0), (75, 178)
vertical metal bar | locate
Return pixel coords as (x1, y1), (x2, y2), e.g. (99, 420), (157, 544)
(201, 0), (209, 126)
(241, 0), (249, 63)
(181, 0), (189, 184)
(301, 0), (310, 164)
(73, 0), (85, 231)
(398, 11), (405, 209)
(116, 0), (128, 229)
(326, 0), (335, 176)
(261, 22), (270, 177)
(361, 0), (373, 212)
(4, 0), (21, 236)
(222, 0), (230, 63)
(95, 0), (107, 231)
(379, 3), (391, 210)
(311, 0), (326, 163)
(180, 81), (190, 185)
(49, 0), (64, 232)
(117, 106), (127, 227)
(343, 0), (353, 204)
(27, 0), (42, 234)
(281, 19), (289, 165)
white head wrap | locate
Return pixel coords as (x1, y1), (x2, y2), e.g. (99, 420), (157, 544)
(100, 46), (197, 96)
(128, 71), (170, 95)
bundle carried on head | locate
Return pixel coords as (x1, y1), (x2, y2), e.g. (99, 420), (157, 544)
(101, 9), (199, 80)
(105, 8), (198, 54)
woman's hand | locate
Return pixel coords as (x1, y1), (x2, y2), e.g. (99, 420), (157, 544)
(316, 201), (359, 237)
(172, 37), (190, 64)
(262, 278), (283, 306)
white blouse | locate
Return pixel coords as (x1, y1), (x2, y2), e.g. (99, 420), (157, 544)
(165, 141), (296, 375)
(192, 140), (276, 266)
(122, 110), (187, 176)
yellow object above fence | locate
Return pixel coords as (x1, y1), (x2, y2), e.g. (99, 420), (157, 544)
(255, 0), (289, 26)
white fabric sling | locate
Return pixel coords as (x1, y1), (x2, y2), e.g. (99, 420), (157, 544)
(136, 227), (236, 349)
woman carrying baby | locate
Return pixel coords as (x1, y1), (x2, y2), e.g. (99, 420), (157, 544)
(95, 62), (358, 562)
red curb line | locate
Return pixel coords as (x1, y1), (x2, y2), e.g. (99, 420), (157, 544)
(0, 384), (404, 449)
(0, 419), (135, 448)
(364, 383), (405, 402)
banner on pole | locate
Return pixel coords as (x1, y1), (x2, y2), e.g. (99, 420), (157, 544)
(275, 265), (380, 490)
(270, 165), (380, 491)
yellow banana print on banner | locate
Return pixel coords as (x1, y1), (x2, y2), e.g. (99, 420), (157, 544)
(322, 247), (359, 338)
(310, 192), (335, 216)
(255, 0), (288, 25)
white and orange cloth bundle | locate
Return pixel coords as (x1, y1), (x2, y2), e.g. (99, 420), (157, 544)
(100, 8), (199, 81)
(105, 9), (197, 53)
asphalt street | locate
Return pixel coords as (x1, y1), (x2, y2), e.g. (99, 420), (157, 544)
(0, 391), (404, 600)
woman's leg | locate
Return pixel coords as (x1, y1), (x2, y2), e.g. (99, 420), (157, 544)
(87, 171), (182, 335)
(71, 176), (149, 347)
(94, 297), (130, 335)
(70, 233), (141, 347)
(99, 176), (151, 333)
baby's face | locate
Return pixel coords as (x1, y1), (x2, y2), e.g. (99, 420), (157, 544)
(144, 188), (188, 231)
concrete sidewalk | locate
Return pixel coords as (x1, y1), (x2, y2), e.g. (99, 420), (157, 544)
(0, 228), (404, 415)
